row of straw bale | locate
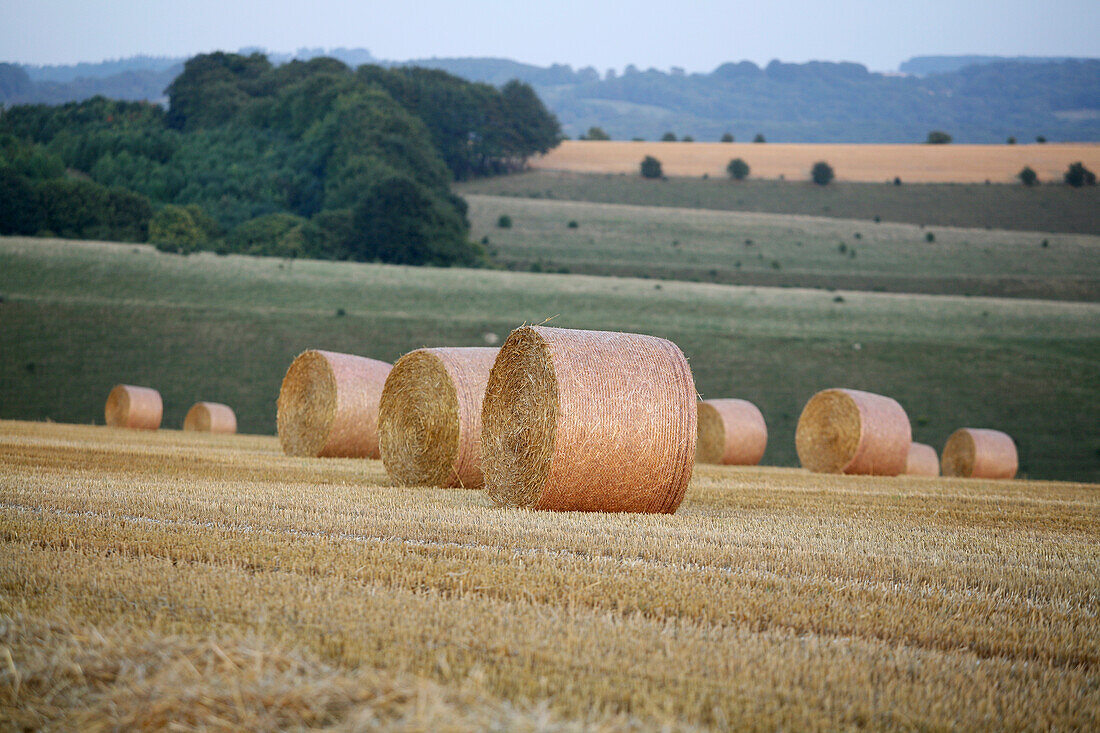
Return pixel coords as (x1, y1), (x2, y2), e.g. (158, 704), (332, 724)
(105, 385), (236, 433)
(274, 327), (1017, 517)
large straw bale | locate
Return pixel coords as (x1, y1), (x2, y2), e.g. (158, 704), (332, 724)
(482, 326), (697, 513)
(277, 350), (392, 458)
(696, 398), (767, 465)
(104, 384), (162, 430)
(906, 442), (940, 477)
(183, 402), (237, 434)
(378, 347), (499, 488)
(941, 428), (1018, 479)
(795, 388), (911, 475)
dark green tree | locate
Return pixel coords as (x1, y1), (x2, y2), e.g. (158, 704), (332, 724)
(349, 175), (481, 266)
(811, 161), (835, 185)
(726, 157), (749, 180)
(720, 132), (734, 142)
(1017, 166), (1038, 186)
(753, 133), (766, 143)
(926, 130), (952, 144)
(660, 132), (676, 142)
(640, 155), (663, 179)
(149, 205), (204, 253)
(1063, 161), (1096, 187)
(582, 126), (610, 140)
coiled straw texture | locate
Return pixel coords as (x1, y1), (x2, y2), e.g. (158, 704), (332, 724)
(905, 442), (940, 477)
(696, 398), (767, 465)
(183, 402), (237, 434)
(482, 326), (697, 513)
(104, 384), (162, 430)
(942, 428), (1018, 479)
(277, 350), (392, 458)
(378, 347), (499, 488)
(795, 388), (911, 475)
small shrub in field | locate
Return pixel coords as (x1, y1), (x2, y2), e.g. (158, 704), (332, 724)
(1007, 137), (1016, 145)
(926, 232), (936, 243)
(727, 158), (750, 180)
(660, 132), (677, 142)
(894, 177), (902, 186)
(335, 308), (346, 317)
(753, 133), (766, 143)
(640, 156), (663, 179)
(567, 220), (579, 229)
(682, 135), (694, 142)
(811, 161), (835, 185)
(720, 132), (734, 142)
(1041, 239), (1049, 248)
(149, 205), (204, 254)
(838, 242), (847, 254)
(1018, 166), (1038, 186)
(926, 130), (952, 144)
(1036, 135), (1047, 143)
(582, 126), (610, 140)
(1064, 162), (1096, 187)
(497, 215), (512, 228)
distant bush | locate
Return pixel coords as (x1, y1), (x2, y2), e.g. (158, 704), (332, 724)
(225, 213), (327, 259)
(1017, 166), (1038, 186)
(582, 126), (610, 141)
(149, 205), (205, 253)
(720, 132), (734, 142)
(497, 214), (513, 228)
(1006, 136), (1016, 145)
(893, 176), (902, 186)
(35, 178), (151, 242)
(660, 132), (676, 142)
(926, 130), (952, 144)
(682, 135), (694, 142)
(811, 161), (835, 185)
(1036, 135), (1047, 143)
(567, 220), (579, 228)
(1063, 161), (1096, 187)
(925, 232), (935, 242)
(753, 133), (766, 143)
(726, 158), (750, 180)
(640, 155), (663, 179)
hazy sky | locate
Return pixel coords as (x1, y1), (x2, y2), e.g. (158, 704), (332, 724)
(3, 0), (1098, 71)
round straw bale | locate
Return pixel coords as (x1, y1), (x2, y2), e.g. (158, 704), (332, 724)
(941, 428), (1018, 479)
(795, 388), (911, 475)
(378, 347), (499, 488)
(277, 350), (392, 458)
(183, 402), (237, 434)
(104, 384), (162, 430)
(905, 442), (940, 477)
(696, 399), (767, 465)
(482, 326), (697, 513)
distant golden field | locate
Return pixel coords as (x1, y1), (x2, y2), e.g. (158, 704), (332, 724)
(532, 140), (1100, 183)
(2, 419), (1098, 729)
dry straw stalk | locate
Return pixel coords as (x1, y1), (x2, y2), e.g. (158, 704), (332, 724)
(378, 347), (499, 488)
(183, 402), (237, 434)
(277, 350), (392, 458)
(795, 388), (911, 475)
(104, 384), (162, 430)
(942, 428), (1018, 479)
(482, 325), (697, 513)
(696, 398), (767, 465)
(906, 442), (940, 477)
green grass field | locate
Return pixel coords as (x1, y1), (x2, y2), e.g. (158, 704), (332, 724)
(464, 194), (1100, 300)
(2, 236), (1098, 481)
(457, 171), (1100, 236)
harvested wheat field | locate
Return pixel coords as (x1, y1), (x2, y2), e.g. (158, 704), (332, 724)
(2, 419), (1099, 729)
(534, 140), (1100, 183)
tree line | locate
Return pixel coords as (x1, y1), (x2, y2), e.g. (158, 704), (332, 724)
(0, 52), (561, 265)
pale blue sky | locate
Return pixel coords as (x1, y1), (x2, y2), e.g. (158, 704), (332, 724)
(2, 0), (1098, 71)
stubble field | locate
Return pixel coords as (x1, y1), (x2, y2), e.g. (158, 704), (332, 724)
(531, 140), (1100, 184)
(2, 420), (1098, 729)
